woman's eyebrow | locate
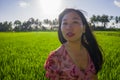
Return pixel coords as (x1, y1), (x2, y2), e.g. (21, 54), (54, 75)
(62, 17), (80, 21)
(62, 19), (67, 21)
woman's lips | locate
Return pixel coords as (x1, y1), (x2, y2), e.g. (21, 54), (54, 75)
(66, 32), (75, 37)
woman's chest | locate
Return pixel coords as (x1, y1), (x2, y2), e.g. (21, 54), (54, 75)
(58, 53), (95, 79)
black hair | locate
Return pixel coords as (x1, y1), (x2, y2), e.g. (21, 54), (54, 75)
(58, 8), (103, 74)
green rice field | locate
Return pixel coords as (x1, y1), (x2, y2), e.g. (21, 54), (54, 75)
(0, 31), (120, 80)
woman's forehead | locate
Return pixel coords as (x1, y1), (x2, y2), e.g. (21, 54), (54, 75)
(62, 11), (81, 21)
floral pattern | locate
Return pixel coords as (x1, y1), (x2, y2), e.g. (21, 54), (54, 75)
(44, 45), (96, 80)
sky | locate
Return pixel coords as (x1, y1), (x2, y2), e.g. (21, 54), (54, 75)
(0, 0), (120, 22)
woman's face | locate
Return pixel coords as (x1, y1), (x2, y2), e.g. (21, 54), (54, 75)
(61, 11), (85, 42)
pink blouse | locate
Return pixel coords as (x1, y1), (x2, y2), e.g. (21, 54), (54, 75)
(44, 44), (96, 80)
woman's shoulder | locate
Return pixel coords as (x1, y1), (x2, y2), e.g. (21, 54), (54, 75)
(49, 44), (65, 57)
(56, 44), (65, 53)
(44, 45), (66, 79)
(44, 44), (65, 69)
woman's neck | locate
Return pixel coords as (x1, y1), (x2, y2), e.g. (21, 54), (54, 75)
(65, 41), (83, 52)
(66, 41), (82, 49)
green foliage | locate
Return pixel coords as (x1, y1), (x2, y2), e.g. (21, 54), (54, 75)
(0, 31), (120, 80)
(94, 31), (120, 79)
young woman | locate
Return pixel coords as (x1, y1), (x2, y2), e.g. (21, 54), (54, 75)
(44, 8), (103, 80)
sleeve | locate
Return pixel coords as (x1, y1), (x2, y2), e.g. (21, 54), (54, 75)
(44, 51), (60, 80)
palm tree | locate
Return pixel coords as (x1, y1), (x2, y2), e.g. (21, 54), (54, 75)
(8, 22), (12, 31)
(38, 21), (42, 30)
(90, 15), (97, 29)
(109, 16), (114, 20)
(119, 16), (120, 23)
(115, 16), (120, 28)
(52, 18), (59, 30)
(34, 19), (42, 31)
(14, 20), (21, 27)
(0, 22), (2, 31)
(100, 14), (109, 28)
(90, 15), (97, 26)
(115, 16), (119, 24)
(96, 15), (101, 26)
(14, 20), (22, 31)
(28, 17), (35, 24)
(43, 19), (49, 24)
(3, 21), (12, 31)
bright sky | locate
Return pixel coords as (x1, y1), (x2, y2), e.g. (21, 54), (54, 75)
(0, 0), (120, 22)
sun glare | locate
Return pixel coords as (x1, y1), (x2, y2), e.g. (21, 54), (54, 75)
(39, 0), (62, 19)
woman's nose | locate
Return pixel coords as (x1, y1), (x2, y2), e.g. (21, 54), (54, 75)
(66, 23), (73, 30)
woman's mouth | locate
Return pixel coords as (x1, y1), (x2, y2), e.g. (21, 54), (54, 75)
(66, 32), (75, 37)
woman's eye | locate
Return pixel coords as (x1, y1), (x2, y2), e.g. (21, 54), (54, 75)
(73, 21), (79, 24)
(62, 22), (67, 25)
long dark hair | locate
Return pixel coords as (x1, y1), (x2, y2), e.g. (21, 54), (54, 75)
(58, 8), (103, 74)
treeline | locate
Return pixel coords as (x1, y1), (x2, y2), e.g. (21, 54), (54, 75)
(90, 15), (120, 30)
(0, 15), (120, 32)
(0, 18), (58, 32)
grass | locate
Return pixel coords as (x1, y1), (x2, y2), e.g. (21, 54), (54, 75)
(94, 31), (120, 80)
(0, 31), (120, 80)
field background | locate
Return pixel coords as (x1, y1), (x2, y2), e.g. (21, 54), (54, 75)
(0, 31), (120, 80)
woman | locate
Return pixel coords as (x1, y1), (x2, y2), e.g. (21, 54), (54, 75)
(44, 8), (103, 80)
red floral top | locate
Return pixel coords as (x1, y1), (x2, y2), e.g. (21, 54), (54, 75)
(44, 44), (96, 80)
